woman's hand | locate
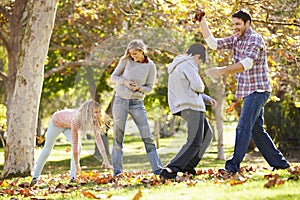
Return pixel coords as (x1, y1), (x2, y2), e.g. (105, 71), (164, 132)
(123, 80), (136, 91)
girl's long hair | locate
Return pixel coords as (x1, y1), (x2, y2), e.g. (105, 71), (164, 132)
(74, 100), (108, 133)
(121, 39), (148, 60)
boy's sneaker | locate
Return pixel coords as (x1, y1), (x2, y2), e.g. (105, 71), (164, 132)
(182, 168), (196, 176)
(160, 168), (177, 180)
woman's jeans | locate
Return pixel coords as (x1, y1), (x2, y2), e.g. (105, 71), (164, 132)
(33, 119), (81, 179)
(225, 91), (289, 173)
(112, 96), (163, 176)
(167, 109), (206, 173)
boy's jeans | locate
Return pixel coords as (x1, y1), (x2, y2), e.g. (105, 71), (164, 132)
(225, 91), (289, 173)
(166, 109), (204, 172)
(112, 96), (162, 176)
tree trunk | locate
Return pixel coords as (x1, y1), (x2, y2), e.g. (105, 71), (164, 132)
(215, 83), (225, 160)
(2, 0), (58, 179)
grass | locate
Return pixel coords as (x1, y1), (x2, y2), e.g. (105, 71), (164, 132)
(0, 121), (299, 199)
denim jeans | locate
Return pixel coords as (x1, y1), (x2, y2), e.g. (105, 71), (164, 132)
(166, 109), (205, 173)
(225, 92), (289, 173)
(112, 96), (163, 176)
(183, 117), (213, 171)
(33, 119), (81, 179)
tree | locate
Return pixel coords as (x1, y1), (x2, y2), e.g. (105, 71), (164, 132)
(1, 0), (58, 179)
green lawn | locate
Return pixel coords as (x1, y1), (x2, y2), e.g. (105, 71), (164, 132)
(0, 121), (299, 200)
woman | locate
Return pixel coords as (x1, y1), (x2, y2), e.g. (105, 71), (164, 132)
(110, 39), (162, 176)
(31, 100), (111, 185)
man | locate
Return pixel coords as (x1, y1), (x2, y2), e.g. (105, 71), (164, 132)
(160, 43), (216, 179)
(197, 10), (290, 174)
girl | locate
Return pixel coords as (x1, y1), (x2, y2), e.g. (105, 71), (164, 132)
(31, 100), (111, 185)
(110, 39), (163, 176)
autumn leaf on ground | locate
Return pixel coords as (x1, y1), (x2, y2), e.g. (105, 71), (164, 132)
(10, 178), (19, 186)
(132, 188), (142, 200)
(65, 147), (71, 152)
(230, 178), (247, 186)
(287, 165), (300, 180)
(264, 173), (285, 188)
(19, 188), (36, 197)
(81, 190), (97, 199)
(36, 135), (45, 144)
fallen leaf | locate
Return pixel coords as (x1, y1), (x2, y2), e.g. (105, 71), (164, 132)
(132, 188), (142, 200)
(81, 190), (97, 198)
(36, 135), (45, 144)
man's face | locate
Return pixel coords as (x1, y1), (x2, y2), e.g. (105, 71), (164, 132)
(232, 17), (250, 38)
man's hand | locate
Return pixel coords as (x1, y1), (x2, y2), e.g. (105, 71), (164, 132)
(205, 67), (222, 79)
(193, 9), (205, 23)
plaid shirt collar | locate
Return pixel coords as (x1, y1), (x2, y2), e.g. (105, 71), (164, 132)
(236, 27), (252, 41)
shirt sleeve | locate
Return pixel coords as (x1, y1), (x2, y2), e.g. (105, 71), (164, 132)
(240, 57), (254, 70)
(182, 62), (205, 93)
(216, 35), (235, 50)
(243, 35), (264, 62)
(201, 94), (212, 104)
(205, 35), (218, 50)
(110, 59), (127, 84)
(139, 62), (157, 94)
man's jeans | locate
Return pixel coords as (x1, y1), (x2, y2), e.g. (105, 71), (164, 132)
(112, 96), (162, 176)
(33, 119), (81, 179)
(166, 109), (205, 172)
(225, 92), (289, 173)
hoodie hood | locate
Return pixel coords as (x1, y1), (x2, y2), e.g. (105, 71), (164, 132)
(168, 55), (195, 74)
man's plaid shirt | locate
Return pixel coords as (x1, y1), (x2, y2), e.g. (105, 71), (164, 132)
(217, 27), (271, 98)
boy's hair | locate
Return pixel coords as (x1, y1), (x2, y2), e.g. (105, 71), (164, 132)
(232, 10), (251, 24)
(186, 43), (206, 62)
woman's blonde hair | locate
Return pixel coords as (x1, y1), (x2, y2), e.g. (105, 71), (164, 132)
(122, 39), (148, 60)
(74, 100), (108, 132)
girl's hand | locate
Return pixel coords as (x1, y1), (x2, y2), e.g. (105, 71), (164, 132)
(101, 162), (113, 170)
(76, 164), (81, 174)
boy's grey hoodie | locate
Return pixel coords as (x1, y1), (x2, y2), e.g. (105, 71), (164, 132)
(168, 54), (207, 114)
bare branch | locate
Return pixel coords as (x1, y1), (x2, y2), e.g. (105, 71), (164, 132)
(44, 60), (104, 79)
(116, 0), (138, 16)
(0, 71), (7, 81)
(0, 29), (10, 50)
(0, 5), (11, 21)
(253, 19), (300, 27)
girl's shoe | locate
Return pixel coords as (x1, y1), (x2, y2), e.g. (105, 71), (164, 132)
(30, 178), (37, 186)
(70, 177), (76, 183)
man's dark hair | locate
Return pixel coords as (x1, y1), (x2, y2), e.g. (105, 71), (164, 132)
(232, 10), (251, 24)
